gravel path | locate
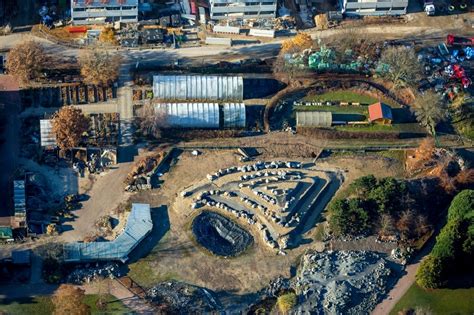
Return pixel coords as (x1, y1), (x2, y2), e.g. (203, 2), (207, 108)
(371, 261), (420, 315)
(59, 162), (133, 242)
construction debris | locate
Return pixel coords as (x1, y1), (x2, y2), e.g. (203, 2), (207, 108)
(66, 262), (122, 284)
(148, 281), (221, 313)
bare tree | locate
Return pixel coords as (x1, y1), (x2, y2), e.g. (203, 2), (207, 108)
(79, 49), (121, 86)
(136, 102), (168, 139)
(51, 106), (90, 151)
(413, 92), (447, 135)
(378, 213), (395, 238)
(379, 46), (423, 89)
(5, 40), (49, 85)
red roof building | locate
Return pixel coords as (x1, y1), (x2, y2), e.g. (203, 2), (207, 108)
(368, 102), (393, 125)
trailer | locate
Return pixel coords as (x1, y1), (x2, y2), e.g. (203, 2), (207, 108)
(447, 34), (474, 47)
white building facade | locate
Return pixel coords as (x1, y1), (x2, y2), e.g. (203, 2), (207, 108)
(71, 0), (139, 25)
(341, 0), (409, 16)
(209, 0), (277, 20)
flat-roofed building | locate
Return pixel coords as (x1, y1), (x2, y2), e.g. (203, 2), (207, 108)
(209, 0), (277, 20)
(71, 0), (138, 25)
(341, 0), (408, 16)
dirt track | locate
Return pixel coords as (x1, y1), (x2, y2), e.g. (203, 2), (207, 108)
(59, 162), (133, 242)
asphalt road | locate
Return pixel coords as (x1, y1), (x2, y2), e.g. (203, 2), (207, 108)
(1, 15), (471, 69)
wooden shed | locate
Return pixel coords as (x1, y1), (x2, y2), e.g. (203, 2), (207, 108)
(368, 102), (393, 125)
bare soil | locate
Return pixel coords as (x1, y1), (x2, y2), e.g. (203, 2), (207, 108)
(127, 148), (405, 294)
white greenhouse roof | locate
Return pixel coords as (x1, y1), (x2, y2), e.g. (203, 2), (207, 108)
(13, 180), (26, 216)
(153, 75), (243, 101)
(155, 102), (220, 128)
(40, 119), (57, 147)
(296, 111), (332, 127)
(63, 203), (152, 263)
(223, 103), (246, 128)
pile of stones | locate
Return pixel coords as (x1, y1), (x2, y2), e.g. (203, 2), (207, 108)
(66, 262), (122, 284)
(293, 251), (395, 314)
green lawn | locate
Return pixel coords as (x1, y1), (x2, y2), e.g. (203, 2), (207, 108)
(295, 105), (368, 115)
(302, 91), (379, 105)
(390, 283), (474, 315)
(0, 294), (129, 315)
(335, 123), (425, 134)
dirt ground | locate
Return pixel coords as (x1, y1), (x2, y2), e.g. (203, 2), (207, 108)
(127, 148), (405, 294)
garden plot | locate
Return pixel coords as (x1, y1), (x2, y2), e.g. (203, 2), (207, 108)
(180, 160), (341, 254)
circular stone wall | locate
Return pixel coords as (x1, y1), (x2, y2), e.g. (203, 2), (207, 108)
(192, 211), (254, 257)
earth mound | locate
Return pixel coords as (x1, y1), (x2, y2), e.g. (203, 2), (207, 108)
(192, 211), (254, 257)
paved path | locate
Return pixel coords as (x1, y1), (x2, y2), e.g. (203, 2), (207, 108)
(371, 261), (421, 315)
(372, 234), (437, 315)
(82, 279), (156, 314)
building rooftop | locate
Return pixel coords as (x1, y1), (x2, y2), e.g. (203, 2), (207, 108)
(153, 75), (244, 102)
(63, 203), (153, 263)
(368, 102), (393, 122)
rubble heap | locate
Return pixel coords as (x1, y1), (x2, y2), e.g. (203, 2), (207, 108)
(125, 153), (164, 192)
(294, 251), (394, 314)
(148, 281), (220, 313)
(66, 262), (122, 284)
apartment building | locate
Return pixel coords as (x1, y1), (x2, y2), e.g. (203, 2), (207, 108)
(71, 0), (139, 25)
(209, 0), (277, 20)
(341, 0), (409, 16)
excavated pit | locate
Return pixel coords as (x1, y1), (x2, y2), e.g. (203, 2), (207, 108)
(192, 211), (254, 257)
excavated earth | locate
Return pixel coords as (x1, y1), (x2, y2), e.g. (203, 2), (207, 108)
(192, 211), (254, 257)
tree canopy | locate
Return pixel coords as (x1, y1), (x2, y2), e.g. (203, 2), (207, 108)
(378, 46), (422, 89)
(5, 40), (49, 85)
(79, 49), (120, 86)
(52, 284), (90, 315)
(51, 106), (90, 151)
(416, 189), (474, 289)
(414, 92), (447, 136)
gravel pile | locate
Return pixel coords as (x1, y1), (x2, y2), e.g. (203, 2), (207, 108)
(294, 251), (394, 314)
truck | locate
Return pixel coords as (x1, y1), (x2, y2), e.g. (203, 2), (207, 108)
(423, 0), (435, 15)
(447, 34), (474, 47)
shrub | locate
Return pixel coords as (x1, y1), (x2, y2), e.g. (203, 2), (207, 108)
(276, 292), (297, 314)
(328, 198), (371, 236)
(416, 255), (445, 289)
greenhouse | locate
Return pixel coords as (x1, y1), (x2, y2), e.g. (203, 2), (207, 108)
(223, 103), (246, 128)
(63, 203), (153, 263)
(155, 102), (220, 128)
(153, 75), (244, 101)
(296, 111), (333, 127)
